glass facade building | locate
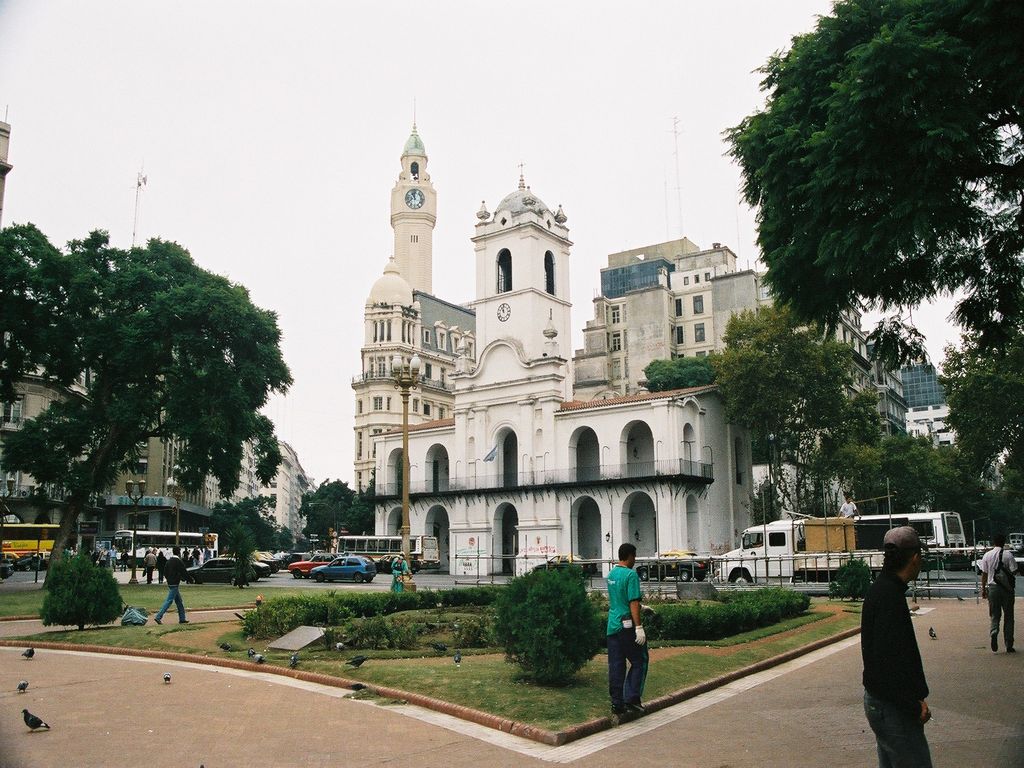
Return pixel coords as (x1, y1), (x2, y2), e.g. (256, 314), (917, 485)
(900, 363), (945, 409)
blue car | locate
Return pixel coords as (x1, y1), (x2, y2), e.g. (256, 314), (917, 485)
(310, 556), (376, 583)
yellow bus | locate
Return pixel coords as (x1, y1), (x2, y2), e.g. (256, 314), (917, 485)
(1, 523), (60, 557)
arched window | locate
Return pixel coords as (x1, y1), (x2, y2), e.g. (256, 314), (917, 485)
(410, 162), (419, 180)
(496, 249), (512, 293)
(544, 251), (555, 295)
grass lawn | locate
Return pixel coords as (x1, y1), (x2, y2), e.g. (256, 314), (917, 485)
(18, 600), (860, 731)
(0, 584), (311, 618)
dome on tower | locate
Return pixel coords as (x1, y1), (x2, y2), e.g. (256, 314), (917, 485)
(494, 173), (550, 217)
(403, 124), (426, 157)
(368, 257), (414, 306)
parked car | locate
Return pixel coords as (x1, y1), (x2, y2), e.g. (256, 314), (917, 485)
(531, 554), (599, 576)
(278, 552), (310, 568)
(254, 551), (281, 573)
(13, 553), (49, 572)
(0, 555), (14, 579)
(186, 557), (260, 585)
(310, 556), (376, 583)
(636, 550), (709, 582)
(288, 553), (337, 578)
(375, 554), (422, 574)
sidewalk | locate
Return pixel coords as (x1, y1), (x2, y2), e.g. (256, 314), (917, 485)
(1, 600), (1020, 767)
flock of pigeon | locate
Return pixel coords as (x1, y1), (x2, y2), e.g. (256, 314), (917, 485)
(16, 627), (467, 733)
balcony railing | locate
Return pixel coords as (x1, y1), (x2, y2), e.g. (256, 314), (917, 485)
(350, 372), (453, 393)
(372, 458), (713, 498)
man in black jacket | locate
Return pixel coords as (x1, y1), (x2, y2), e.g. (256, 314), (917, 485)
(154, 547), (190, 625)
(861, 526), (932, 767)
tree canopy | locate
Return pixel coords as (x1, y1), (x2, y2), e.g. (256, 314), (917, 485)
(210, 496), (283, 552)
(0, 225), (291, 568)
(728, 0), (1024, 360)
(643, 356), (716, 392)
(298, 479), (375, 543)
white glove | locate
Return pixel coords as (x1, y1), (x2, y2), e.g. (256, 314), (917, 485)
(635, 626), (647, 646)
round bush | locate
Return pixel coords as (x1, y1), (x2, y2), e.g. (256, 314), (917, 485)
(829, 559), (872, 600)
(493, 568), (601, 686)
(41, 552), (122, 630)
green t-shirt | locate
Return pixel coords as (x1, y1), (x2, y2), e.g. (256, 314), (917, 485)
(606, 564), (641, 636)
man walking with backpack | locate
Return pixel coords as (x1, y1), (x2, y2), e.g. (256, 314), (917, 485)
(980, 533), (1017, 653)
(154, 547), (190, 625)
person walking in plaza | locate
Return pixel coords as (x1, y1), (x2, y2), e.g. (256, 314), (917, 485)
(120, 549), (129, 572)
(143, 548), (157, 584)
(154, 547), (189, 625)
(606, 542), (648, 716)
(839, 492), (858, 519)
(390, 553), (411, 593)
(980, 533), (1017, 653)
(156, 549), (167, 584)
(861, 526), (932, 768)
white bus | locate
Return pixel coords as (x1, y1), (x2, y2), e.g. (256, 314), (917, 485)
(856, 511), (966, 548)
(113, 529), (218, 565)
(336, 534), (439, 571)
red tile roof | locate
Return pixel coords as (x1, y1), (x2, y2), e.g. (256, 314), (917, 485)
(558, 384), (717, 412)
(384, 417), (454, 435)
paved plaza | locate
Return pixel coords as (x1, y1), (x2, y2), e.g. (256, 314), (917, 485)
(1, 597), (1021, 767)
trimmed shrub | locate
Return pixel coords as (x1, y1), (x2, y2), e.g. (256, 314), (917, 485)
(650, 588), (810, 641)
(41, 553), (122, 630)
(348, 615), (422, 650)
(829, 559), (872, 600)
(493, 568), (601, 686)
(452, 614), (494, 648)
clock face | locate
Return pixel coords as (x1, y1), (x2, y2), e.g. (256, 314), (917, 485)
(405, 188), (425, 209)
(497, 303), (511, 322)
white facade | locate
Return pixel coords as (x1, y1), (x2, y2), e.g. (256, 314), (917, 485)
(370, 175), (751, 573)
(263, 441), (313, 533)
(906, 404), (954, 447)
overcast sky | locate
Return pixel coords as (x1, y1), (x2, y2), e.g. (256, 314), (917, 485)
(0, 0), (959, 486)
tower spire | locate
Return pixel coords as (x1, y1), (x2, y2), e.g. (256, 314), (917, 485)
(518, 161), (526, 190)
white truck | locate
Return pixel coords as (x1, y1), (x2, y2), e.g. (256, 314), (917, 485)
(715, 517), (888, 585)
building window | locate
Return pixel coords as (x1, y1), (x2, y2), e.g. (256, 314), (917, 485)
(410, 161), (419, 180)
(372, 396), (383, 410)
(423, 329), (431, 344)
(694, 274), (700, 283)
(544, 251), (555, 295)
(693, 295), (704, 314)
(438, 406), (445, 419)
(696, 350), (706, 357)
(675, 326), (684, 344)
(2, 398), (23, 425)
(357, 399), (363, 414)
(424, 362), (433, 379)
(610, 332), (622, 352)
(386, 396), (392, 410)
(357, 431), (363, 459)
(674, 298), (682, 316)
(412, 398), (419, 413)
(694, 323), (706, 343)
(423, 402), (432, 416)
(704, 271), (711, 281)
(611, 359), (622, 380)
(497, 249), (513, 293)
(386, 321), (392, 341)
(610, 305), (621, 324)
(683, 276), (690, 286)
(438, 331), (446, 350)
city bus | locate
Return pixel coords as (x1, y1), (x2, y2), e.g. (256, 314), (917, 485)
(1, 523), (60, 557)
(113, 529), (219, 565)
(336, 534), (439, 570)
(856, 511), (966, 548)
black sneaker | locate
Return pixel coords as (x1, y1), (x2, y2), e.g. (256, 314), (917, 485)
(154, 617), (162, 625)
(611, 704), (626, 716)
(1007, 647), (1016, 654)
(626, 702), (646, 715)
(991, 635), (998, 652)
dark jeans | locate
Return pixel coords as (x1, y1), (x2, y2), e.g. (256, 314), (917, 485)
(155, 584), (186, 623)
(607, 628), (649, 707)
(988, 583), (1015, 649)
(863, 690), (932, 768)
(145, 566), (154, 584)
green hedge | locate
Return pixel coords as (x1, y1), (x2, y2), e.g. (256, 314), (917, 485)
(646, 588), (810, 641)
(242, 586), (501, 638)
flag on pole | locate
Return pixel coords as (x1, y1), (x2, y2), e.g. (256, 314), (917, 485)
(483, 444), (499, 462)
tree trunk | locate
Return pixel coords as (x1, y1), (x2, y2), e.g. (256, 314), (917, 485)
(44, 497), (85, 586)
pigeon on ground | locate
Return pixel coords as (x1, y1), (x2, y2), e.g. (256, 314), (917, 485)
(219, 643), (231, 651)
(431, 642), (448, 653)
(350, 683), (367, 691)
(17, 681), (28, 693)
(335, 642), (346, 652)
(289, 653), (299, 669)
(22, 709), (49, 730)
(247, 648), (256, 659)
(454, 650), (462, 667)
(928, 627), (937, 640)
(254, 654), (265, 664)
(346, 655), (369, 668)
(163, 673), (172, 684)
(22, 648), (34, 659)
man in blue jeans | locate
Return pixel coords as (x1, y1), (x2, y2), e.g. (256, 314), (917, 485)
(861, 526), (932, 767)
(154, 547), (190, 625)
(607, 542), (648, 716)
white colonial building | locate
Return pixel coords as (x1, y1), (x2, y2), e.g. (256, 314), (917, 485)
(369, 165), (752, 574)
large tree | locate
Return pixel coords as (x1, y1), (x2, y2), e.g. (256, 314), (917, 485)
(210, 496), (279, 551)
(728, 0), (1024, 360)
(714, 305), (878, 517)
(643, 356), (716, 392)
(0, 225), (291, 571)
(942, 329), (1024, 477)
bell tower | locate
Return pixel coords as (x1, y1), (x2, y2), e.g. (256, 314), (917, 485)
(390, 123), (437, 294)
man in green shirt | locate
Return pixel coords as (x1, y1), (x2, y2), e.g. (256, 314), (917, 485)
(607, 542), (648, 715)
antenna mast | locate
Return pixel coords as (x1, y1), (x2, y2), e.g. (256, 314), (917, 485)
(131, 170), (147, 248)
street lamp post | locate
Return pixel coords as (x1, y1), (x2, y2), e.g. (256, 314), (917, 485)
(125, 479), (146, 585)
(391, 352), (421, 590)
(166, 477), (182, 548)
(0, 478), (14, 583)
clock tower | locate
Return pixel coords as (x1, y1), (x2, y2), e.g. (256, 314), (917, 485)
(390, 124), (436, 294)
